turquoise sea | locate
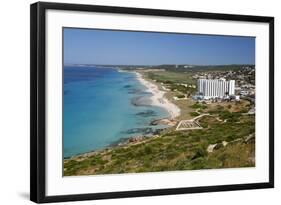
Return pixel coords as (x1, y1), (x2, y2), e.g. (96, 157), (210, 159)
(63, 66), (169, 158)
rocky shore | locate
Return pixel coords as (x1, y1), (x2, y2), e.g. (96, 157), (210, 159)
(64, 134), (161, 161)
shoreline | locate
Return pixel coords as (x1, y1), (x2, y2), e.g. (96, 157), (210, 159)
(65, 69), (181, 160)
(64, 135), (158, 161)
(135, 72), (181, 119)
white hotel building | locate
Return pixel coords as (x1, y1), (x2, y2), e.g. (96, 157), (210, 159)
(197, 79), (235, 99)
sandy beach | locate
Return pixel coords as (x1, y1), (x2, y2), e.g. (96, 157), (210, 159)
(135, 72), (180, 119)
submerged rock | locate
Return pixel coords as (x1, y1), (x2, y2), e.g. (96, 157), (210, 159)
(136, 110), (157, 117)
(123, 84), (132, 88)
(128, 88), (143, 94)
(131, 96), (151, 106)
(121, 127), (154, 135)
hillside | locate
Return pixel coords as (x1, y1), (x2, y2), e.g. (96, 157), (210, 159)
(64, 112), (255, 176)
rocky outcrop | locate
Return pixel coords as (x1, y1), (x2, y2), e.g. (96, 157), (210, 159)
(206, 134), (255, 153)
(244, 134), (255, 143)
(150, 118), (178, 126)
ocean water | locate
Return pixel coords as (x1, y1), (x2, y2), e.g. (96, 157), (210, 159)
(64, 66), (169, 158)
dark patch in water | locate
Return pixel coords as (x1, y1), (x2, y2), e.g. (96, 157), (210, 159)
(136, 110), (157, 117)
(142, 91), (151, 95)
(128, 88), (143, 94)
(123, 84), (132, 89)
(131, 96), (152, 106)
(64, 90), (70, 95)
(109, 128), (165, 148)
(121, 127), (153, 135)
(122, 85), (144, 94)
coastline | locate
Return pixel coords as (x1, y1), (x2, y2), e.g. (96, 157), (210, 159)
(64, 135), (156, 161)
(65, 68), (181, 159)
(64, 69), (256, 175)
(135, 72), (181, 119)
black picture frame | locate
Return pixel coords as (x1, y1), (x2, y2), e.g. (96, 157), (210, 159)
(30, 1), (274, 203)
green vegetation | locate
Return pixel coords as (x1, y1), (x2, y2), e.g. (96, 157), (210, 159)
(64, 70), (255, 176)
(64, 113), (255, 176)
(190, 112), (200, 117)
(146, 71), (195, 84)
(176, 94), (185, 98)
(149, 64), (253, 72)
(146, 71), (196, 95)
(190, 102), (207, 110)
(170, 84), (195, 94)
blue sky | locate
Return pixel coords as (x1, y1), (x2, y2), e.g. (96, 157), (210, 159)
(64, 28), (255, 65)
